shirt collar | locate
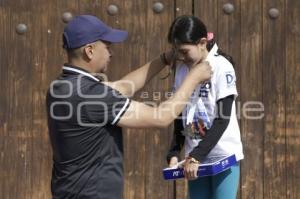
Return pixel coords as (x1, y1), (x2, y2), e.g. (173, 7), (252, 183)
(62, 64), (100, 82)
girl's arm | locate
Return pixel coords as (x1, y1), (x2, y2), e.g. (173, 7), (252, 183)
(166, 114), (185, 163)
(188, 95), (234, 161)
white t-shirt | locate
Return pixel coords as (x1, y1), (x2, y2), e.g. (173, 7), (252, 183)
(173, 44), (244, 161)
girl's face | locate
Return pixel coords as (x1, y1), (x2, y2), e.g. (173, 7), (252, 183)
(174, 38), (208, 66)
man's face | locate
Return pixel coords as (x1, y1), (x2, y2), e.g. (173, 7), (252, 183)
(90, 40), (112, 73)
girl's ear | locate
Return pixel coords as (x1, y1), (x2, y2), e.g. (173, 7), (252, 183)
(197, 38), (207, 50)
(199, 38), (207, 45)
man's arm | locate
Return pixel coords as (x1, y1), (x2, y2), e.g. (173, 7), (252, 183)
(117, 62), (212, 128)
(106, 52), (173, 97)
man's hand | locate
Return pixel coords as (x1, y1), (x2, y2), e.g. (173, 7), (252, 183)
(184, 157), (200, 180)
(190, 61), (212, 84)
(162, 49), (176, 66)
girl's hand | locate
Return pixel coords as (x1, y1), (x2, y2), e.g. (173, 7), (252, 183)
(169, 156), (179, 168)
(184, 157), (200, 180)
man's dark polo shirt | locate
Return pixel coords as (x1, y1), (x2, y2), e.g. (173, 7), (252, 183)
(46, 65), (131, 198)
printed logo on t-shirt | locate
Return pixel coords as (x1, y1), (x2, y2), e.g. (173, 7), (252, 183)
(225, 72), (236, 87)
(199, 82), (211, 98)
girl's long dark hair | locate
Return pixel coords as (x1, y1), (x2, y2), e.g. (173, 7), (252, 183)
(168, 15), (234, 66)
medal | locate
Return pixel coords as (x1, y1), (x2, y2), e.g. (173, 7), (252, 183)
(183, 97), (210, 140)
(181, 122), (205, 140)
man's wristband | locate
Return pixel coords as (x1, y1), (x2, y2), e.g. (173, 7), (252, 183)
(160, 52), (170, 65)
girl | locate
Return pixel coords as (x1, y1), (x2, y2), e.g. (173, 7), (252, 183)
(166, 15), (244, 199)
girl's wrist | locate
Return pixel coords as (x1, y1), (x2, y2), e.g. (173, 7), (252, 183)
(186, 156), (200, 164)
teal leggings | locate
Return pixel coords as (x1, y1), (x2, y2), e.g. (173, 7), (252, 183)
(188, 163), (240, 199)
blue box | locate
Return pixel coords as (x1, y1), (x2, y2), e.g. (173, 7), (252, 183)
(163, 154), (237, 180)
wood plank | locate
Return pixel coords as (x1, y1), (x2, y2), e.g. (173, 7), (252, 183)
(141, 1), (174, 199)
(172, 2), (191, 198)
(285, 0), (300, 198)
(240, 0), (264, 198)
(217, 0), (241, 96)
(217, 1), (242, 198)
(120, 1), (147, 197)
(175, 0), (193, 16)
(0, 2), (35, 198)
(262, 0), (287, 198)
(30, 1), (80, 198)
(0, 5), (8, 199)
(194, 0), (218, 36)
(0, 1), (79, 198)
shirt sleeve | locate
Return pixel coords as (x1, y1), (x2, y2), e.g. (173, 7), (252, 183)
(79, 82), (131, 126)
(166, 115), (185, 163)
(189, 95), (234, 161)
(215, 60), (238, 101)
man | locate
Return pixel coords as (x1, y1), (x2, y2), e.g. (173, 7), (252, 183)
(46, 15), (212, 198)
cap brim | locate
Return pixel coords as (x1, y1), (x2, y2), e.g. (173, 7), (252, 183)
(101, 28), (128, 43)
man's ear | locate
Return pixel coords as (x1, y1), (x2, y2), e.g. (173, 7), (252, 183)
(83, 45), (94, 60)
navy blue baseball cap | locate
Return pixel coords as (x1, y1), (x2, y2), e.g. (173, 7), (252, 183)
(63, 15), (128, 49)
